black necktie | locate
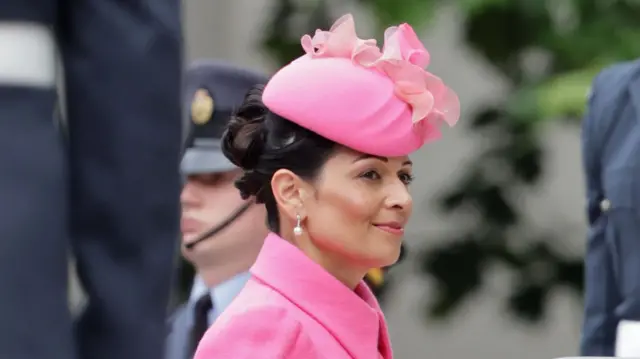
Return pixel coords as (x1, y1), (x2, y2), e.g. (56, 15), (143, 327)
(190, 293), (213, 356)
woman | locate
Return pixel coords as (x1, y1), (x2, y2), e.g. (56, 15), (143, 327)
(194, 13), (459, 359)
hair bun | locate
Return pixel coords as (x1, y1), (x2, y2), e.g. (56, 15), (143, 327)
(222, 85), (269, 170)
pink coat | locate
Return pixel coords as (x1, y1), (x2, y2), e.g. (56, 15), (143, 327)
(193, 233), (393, 359)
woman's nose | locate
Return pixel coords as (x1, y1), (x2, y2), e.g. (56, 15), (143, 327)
(386, 183), (413, 211)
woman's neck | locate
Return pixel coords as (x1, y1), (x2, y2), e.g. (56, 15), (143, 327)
(291, 234), (368, 290)
(325, 263), (367, 290)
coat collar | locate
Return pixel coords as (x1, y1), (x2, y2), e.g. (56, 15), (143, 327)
(250, 233), (392, 359)
(629, 66), (640, 116)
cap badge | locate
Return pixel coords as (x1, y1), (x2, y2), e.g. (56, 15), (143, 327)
(191, 89), (214, 125)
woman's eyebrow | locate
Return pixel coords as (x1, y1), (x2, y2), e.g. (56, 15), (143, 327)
(353, 154), (388, 163)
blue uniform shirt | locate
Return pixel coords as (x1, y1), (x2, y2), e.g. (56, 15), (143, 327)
(188, 272), (251, 326)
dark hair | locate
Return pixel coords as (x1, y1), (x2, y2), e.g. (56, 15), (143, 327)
(221, 85), (336, 233)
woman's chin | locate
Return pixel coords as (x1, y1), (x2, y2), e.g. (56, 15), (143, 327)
(364, 249), (402, 269)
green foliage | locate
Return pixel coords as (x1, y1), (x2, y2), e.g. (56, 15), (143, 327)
(358, 0), (437, 29)
(260, 0), (640, 322)
(420, 0), (639, 322)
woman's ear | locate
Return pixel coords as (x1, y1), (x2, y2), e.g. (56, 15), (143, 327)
(271, 169), (307, 220)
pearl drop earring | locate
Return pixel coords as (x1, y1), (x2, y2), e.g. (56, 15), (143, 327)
(293, 214), (303, 236)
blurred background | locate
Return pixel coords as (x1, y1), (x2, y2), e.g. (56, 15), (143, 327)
(67, 0), (640, 358)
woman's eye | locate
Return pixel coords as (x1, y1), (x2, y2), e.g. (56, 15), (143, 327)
(360, 170), (381, 180)
(399, 173), (414, 185)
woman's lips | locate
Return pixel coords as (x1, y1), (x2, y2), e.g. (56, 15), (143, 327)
(373, 222), (404, 236)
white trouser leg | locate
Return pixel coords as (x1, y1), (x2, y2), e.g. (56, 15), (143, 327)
(616, 319), (640, 357)
(0, 22), (56, 88)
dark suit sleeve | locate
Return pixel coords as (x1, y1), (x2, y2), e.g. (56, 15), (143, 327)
(579, 65), (627, 356)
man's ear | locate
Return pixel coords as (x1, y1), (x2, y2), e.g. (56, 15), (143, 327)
(271, 169), (307, 220)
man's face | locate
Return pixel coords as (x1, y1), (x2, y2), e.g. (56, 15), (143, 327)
(180, 170), (267, 268)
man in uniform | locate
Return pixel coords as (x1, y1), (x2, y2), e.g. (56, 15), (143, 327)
(581, 59), (640, 357)
(0, 2), (182, 359)
(165, 60), (269, 359)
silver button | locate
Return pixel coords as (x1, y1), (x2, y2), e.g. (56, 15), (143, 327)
(600, 199), (611, 212)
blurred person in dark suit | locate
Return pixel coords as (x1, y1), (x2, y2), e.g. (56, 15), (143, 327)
(165, 61), (269, 359)
(581, 59), (640, 357)
(0, 2), (181, 359)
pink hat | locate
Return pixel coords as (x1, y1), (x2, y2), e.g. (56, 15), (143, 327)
(262, 14), (460, 157)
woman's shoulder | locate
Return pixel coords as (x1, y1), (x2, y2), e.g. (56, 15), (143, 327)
(194, 305), (318, 359)
(223, 276), (298, 315)
(215, 281), (306, 334)
(215, 303), (299, 331)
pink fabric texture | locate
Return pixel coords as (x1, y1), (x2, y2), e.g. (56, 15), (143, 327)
(262, 13), (460, 157)
(193, 233), (393, 359)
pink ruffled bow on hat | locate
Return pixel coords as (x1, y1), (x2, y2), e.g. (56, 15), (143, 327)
(263, 14), (460, 157)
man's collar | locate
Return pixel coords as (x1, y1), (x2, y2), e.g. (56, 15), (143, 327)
(189, 276), (209, 303)
(189, 272), (251, 304)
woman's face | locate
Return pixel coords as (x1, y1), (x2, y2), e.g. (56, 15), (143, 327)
(301, 147), (413, 270)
